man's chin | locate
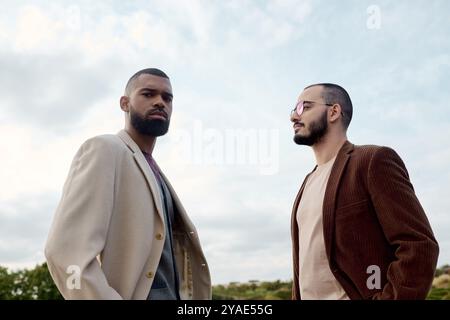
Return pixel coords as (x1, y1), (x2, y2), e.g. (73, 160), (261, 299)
(143, 125), (169, 137)
(133, 119), (170, 137)
(293, 134), (313, 146)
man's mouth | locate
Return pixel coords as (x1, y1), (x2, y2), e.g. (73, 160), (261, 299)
(293, 122), (304, 130)
(147, 110), (168, 120)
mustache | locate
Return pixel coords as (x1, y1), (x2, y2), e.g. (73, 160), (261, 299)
(145, 109), (169, 119)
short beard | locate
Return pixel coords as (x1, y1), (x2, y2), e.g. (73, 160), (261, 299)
(293, 110), (328, 146)
(130, 108), (170, 137)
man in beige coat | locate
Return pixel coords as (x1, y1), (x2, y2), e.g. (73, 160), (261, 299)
(45, 68), (211, 300)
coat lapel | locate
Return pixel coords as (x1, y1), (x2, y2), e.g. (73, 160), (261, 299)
(322, 141), (354, 264)
(156, 164), (194, 230)
(117, 130), (165, 224)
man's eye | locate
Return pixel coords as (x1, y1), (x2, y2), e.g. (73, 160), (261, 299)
(161, 93), (172, 102)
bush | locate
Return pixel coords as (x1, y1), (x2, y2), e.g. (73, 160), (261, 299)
(0, 263), (63, 300)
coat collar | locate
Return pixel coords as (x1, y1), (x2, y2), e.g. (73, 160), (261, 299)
(116, 129), (165, 224)
(322, 140), (354, 264)
(117, 130), (202, 242)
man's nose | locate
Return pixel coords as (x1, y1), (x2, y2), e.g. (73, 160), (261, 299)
(290, 111), (300, 123)
(152, 95), (166, 108)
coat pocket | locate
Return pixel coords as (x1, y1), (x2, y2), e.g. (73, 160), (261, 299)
(335, 199), (370, 220)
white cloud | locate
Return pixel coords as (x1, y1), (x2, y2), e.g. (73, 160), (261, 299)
(0, 0), (449, 287)
(0, 193), (57, 269)
(14, 5), (63, 53)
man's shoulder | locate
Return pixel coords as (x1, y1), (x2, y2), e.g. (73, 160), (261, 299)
(347, 143), (401, 168)
(76, 133), (128, 160)
(82, 133), (124, 150)
(352, 143), (396, 157)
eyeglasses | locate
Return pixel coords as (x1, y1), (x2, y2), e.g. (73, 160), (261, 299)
(290, 100), (345, 119)
(290, 100), (333, 117)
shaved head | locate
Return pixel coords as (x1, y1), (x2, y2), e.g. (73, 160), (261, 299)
(125, 68), (169, 96)
(304, 83), (353, 129)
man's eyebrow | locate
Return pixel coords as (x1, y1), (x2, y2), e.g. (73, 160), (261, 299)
(139, 87), (173, 97)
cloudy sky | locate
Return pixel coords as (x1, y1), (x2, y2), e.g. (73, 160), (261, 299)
(0, 0), (449, 285)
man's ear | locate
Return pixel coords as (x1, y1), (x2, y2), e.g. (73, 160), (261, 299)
(329, 103), (342, 123)
(120, 96), (129, 112)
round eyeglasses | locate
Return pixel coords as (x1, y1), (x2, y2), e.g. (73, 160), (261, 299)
(290, 100), (334, 117)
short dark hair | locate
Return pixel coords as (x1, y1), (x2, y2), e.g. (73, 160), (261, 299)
(125, 68), (170, 95)
(305, 83), (353, 129)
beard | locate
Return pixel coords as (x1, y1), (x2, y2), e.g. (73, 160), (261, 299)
(130, 107), (170, 137)
(293, 110), (328, 146)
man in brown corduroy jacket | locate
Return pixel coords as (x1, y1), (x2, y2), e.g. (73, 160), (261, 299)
(289, 83), (439, 300)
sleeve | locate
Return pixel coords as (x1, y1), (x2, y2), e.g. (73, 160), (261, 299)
(367, 147), (439, 299)
(44, 137), (123, 299)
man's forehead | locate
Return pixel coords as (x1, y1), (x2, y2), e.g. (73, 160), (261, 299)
(134, 74), (172, 92)
(298, 85), (323, 101)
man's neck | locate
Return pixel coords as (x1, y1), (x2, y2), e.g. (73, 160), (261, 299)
(312, 133), (347, 165)
(125, 127), (156, 155)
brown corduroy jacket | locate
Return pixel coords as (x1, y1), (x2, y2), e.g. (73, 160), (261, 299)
(291, 141), (439, 300)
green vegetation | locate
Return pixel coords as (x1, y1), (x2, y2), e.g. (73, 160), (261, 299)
(213, 280), (292, 300)
(213, 265), (450, 300)
(0, 263), (63, 299)
(427, 264), (450, 300)
(0, 263), (448, 299)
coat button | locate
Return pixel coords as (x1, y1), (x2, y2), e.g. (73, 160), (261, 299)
(146, 271), (154, 278)
(156, 233), (163, 240)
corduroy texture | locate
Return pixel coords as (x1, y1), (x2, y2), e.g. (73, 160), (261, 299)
(291, 141), (439, 300)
